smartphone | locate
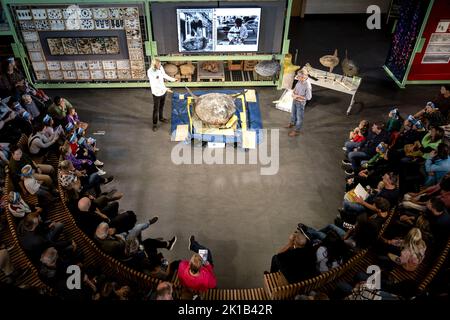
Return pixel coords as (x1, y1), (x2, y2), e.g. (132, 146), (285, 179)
(198, 249), (208, 263)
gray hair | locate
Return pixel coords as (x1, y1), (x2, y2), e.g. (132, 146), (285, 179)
(95, 222), (109, 240)
(40, 247), (58, 266)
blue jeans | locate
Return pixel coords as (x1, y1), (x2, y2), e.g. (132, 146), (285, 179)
(343, 199), (365, 214)
(348, 151), (370, 170)
(290, 101), (305, 131)
(344, 141), (362, 154)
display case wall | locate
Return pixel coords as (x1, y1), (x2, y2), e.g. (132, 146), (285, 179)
(383, 0), (450, 87)
(1, 0), (292, 89)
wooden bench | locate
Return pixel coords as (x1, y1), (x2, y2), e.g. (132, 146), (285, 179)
(418, 236), (450, 293)
(56, 171), (162, 291)
(202, 288), (269, 300)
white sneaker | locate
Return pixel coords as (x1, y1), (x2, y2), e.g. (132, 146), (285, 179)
(97, 169), (107, 176)
(94, 160), (104, 166)
(342, 147), (347, 151)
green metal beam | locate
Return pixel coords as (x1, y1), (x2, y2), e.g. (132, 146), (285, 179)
(405, 80), (450, 85)
(382, 65), (405, 88)
(33, 80), (275, 89)
(159, 54), (283, 62)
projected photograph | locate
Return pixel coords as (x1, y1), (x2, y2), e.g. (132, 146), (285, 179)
(177, 9), (213, 52)
(215, 8), (261, 52)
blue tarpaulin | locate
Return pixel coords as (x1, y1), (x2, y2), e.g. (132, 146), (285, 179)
(170, 89), (263, 144)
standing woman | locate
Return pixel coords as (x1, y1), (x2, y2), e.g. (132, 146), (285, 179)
(147, 58), (178, 132)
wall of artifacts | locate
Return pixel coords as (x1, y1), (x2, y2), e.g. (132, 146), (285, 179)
(12, 4), (147, 82)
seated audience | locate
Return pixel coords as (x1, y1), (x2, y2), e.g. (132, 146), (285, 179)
(414, 101), (446, 129)
(343, 122), (389, 171)
(268, 230), (317, 283)
(343, 120), (368, 154)
(9, 144), (54, 189)
(17, 211), (72, 261)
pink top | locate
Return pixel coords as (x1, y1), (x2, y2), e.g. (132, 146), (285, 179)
(177, 260), (217, 292)
(391, 240), (426, 271)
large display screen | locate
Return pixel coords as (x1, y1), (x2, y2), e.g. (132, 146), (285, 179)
(177, 8), (261, 53)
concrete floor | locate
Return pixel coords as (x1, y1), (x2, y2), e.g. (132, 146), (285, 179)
(45, 17), (440, 288)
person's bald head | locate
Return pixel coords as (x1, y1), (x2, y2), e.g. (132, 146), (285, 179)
(95, 222), (109, 240)
(156, 282), (173, 300)
(78, 197), (91, 212)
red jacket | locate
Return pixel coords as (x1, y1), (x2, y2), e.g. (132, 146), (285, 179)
(352, 134), (366, 143)
(69, 142), (78, 155)
(177, 260), (217, 292)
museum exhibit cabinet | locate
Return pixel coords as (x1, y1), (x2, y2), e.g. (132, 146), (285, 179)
(0, 0), (293, 89)
(384, 0), (450, 87)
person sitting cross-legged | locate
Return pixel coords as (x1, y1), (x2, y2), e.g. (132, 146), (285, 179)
(343, 122), (389, 172)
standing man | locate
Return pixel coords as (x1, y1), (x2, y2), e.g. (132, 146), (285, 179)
(147, 58), (178, 132)
(286, 69), (312, 137)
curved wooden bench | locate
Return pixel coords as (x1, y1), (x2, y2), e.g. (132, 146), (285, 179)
(1, 174), (50, 292)
(264, 209), (396, 300)
(418, 236), (450, 293)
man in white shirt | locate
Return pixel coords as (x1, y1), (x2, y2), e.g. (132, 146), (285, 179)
(286, 69), (312, 137)
(147, 58), (178, 132)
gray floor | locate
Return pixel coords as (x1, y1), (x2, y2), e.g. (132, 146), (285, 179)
(44, 17), (440, 289)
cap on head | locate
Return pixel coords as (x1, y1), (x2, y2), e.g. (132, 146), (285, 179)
(389, 107), (399, 119)
(414, 120), (424, 129)
(22, 111), (31, 121)
(9, 191), (20, 204)
(43, 114), (52, 125)
(377, 142), (387, 154)
(21, 164), (33, 177)
(69, 133), (78, 144)
(65, 122), (74, 132)
(426, 101), (436, 109)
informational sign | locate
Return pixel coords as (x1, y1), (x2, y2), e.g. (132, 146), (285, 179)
(422, 28), (450, 64)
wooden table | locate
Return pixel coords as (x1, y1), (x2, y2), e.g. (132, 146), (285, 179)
(305, 65), (362, 115)
(197, 61), (225, 82)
